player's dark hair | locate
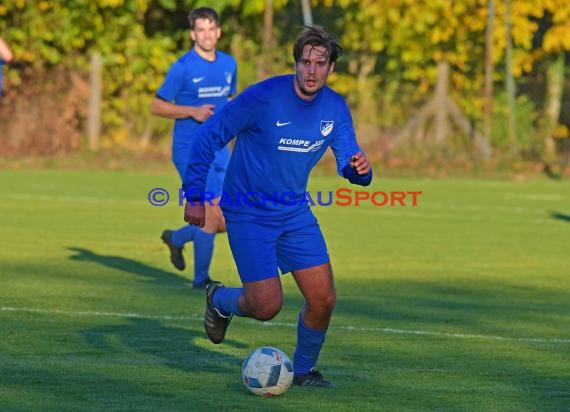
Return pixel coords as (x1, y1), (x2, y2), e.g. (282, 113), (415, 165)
(188, 7), (220, 30)
(293, 24), (344, 64)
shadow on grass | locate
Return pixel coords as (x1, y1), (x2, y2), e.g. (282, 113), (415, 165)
(82, 317), (246, 373)
(283, 278), (570, 409)
(2, 317), (250, 410)
(329, 278), (570, 339)
(68, 247), (188, 287)
(0, 364), (176, 411)
(550, 211), (570, 223)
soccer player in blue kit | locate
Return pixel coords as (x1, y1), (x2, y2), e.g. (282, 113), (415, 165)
(183, 25), (372, 387)
(151, 7), (237, 289)
(0, 36), (14, 96)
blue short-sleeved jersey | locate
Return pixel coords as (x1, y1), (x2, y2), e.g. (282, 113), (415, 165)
(156, 49), (237, 157)
(183, 74), (372, 220)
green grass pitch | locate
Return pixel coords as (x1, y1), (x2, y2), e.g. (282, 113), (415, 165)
(0, 169), (569, 411)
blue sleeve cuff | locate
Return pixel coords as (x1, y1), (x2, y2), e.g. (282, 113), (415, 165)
(341, 164), (373, 186)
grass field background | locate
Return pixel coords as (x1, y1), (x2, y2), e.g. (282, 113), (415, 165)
(0, 169), (569, 411)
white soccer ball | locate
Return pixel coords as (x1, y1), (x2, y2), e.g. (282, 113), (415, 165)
(242, 346), (294, 397)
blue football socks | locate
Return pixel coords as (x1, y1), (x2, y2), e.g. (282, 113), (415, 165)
(293, 314), (327, 376)
(169, 225), (217, 286)
(170, 224), (198, 248)
(213, 286), (244, 317)
(193, 230), (215, 286)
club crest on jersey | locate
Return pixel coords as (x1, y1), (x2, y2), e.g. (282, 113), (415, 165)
(320, 120), (334, 137)
(225, 72), (233, 84)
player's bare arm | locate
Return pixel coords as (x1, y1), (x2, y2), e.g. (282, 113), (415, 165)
(350, 152), (371, 175)
(191, 104), (215, 122)
(151, 97), (214, 121)
(0, 37), (13, 62)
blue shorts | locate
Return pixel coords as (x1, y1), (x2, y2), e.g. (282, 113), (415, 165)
(226, 209), (330, 282)
(173, 145), (230, 197)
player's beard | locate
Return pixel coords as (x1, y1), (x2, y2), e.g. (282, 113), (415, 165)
(294, 72), (323, 101)
(196, 39), (216, 53)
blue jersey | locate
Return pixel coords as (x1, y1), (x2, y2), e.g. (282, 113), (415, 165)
(183, 74), (372, 220)
(156, 48), (237, 155)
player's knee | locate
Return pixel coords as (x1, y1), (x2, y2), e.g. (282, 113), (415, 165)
(314, 292), (336, 316)
(217, 218), (227, 233)
(214, 213), (226, 233)
(207, 207), (226, 233)
(249, 296), (282, 321)
(324, 292), (336, 313)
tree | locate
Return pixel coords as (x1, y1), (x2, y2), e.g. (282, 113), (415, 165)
(483, 0), (495, 159)
(537, 0), (570, 166)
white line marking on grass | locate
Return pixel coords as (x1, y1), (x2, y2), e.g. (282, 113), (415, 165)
(358, 208), (561, 226)
(0, 306), (194, 321)
(0, 193), (142, 205)
(3, 306), (570, 344)
(344, 326), (570, 344)
(503, 193), (566, 201)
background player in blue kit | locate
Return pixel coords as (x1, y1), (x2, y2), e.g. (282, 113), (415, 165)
(183, 25), (372, 387)
(0, 36), (14, 97)
(151, 7), (237, 289)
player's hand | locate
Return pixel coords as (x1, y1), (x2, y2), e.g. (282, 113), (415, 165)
(350, 152), (371, 175)
(191, 104), (215, 122)
(184, 202), (206, 227)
